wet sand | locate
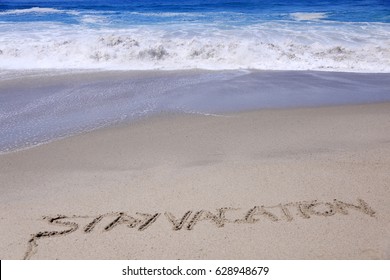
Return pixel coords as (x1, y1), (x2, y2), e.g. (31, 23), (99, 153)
(2, 70), (390, 154)
(0, 103), (389, 259)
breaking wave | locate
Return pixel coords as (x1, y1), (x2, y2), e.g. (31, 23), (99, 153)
(0, 7), (79, 15)
(290, 12), (328, 21)
(0, 21), (389, 72)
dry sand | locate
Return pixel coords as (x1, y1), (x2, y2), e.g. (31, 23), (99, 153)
(0, 103), (390, 259)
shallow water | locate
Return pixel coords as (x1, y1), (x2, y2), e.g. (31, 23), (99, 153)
(1, 70), (390, 153)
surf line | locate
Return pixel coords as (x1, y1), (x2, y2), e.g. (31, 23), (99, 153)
(23, 198), (375, 259)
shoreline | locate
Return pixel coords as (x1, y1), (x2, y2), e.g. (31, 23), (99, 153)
(2, 68), (390, 82)
(1, 69), (390, 154)
(2, 100), (390, 156)
(1, 103), (389, 259)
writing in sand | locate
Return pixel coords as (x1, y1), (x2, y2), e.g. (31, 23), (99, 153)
(24, 198), (376, 259)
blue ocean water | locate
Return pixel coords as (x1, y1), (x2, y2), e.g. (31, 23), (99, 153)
(1, 1), (390, 153)
(1, 0), (389, 23)
(0, 0), (389, 71)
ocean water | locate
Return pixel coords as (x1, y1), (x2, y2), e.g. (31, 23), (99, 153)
(0, 0), (390, 72)
(1, 1), (390, 154)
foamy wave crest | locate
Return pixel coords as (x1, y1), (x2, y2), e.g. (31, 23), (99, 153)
(291, 12), (328, 21)
(0, 23), (389, 72)
(80, 15), (109, 24)
(0, 7), (79, 15)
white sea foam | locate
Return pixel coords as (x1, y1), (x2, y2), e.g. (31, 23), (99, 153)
(0, 7), (79, 16)
(80, 15), (109, 24)
(290, 12), (328, 21)
(0, 21), (389, 72)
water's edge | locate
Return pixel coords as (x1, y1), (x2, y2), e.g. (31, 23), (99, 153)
(1, 69), (390, 154)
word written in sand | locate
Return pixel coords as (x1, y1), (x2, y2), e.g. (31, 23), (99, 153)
(24, 198), (375, 260)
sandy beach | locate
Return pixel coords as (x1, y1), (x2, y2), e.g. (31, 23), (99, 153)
(2, 0), (390, 267)
(0, 102), (389, 260)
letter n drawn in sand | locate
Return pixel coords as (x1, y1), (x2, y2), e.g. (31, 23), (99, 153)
(333, 198), (376, 217)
